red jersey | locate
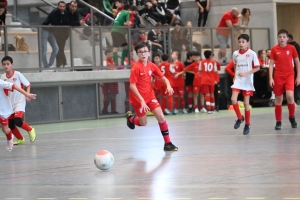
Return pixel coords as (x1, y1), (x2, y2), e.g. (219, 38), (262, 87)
(225, 60), (235, 79)
(270, 44), (298, 76)
(200, 59), (218, 85)
(129, 60), (164, 104)
(169, 61), (185, 87)
(214, 61), (221, 83)
(184, 61), (202, 86)
(103, 58), (115, 68)
(155, 62), (172, 89)
(129, 12), (135, 27)
(216, 11), (238, 36)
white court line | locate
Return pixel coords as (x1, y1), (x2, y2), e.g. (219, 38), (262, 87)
(246, 198), (265, 200)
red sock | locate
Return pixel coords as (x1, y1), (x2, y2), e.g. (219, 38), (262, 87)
(233, 103), (243, 120)
(6, 130), (12, 140)
(21, 121), (32, 132)
(188, 97), (193, 107)
(168, 95), (173, 110)
(130, 117), (141, 126)
(158, 121), (171, 144)
(180, 96), (185, 109)
(12, 127), (24, 140)
(174, 96), (178, 109)
(245, 109), (250, 125)
(275, 104), (282, 121)
(288, 103), (295, 118)
(200, 105), (204, 109)
(205, 96), (211, 111)
(194, 104), (198, 109)
(161, 97), (167, 110)
(210, 97), (215, 110)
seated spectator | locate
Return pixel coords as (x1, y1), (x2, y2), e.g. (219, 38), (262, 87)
(171, 20), (189, 52)
(266, 48), (271, 59)
(132, 24), (147, 47)
(257, 49), (267, 66)
(151, 0), (176, 25)
(165, 0), (181, 19)
(185, 21), (201, 54)
(147, 22), (163, 55)
(141, 0), (162, 26)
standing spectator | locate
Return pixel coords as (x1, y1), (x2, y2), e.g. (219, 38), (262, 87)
(288, 34), (300, 104)
(171, 20), (189, 52)
(0, 4), (6, 26)
(238, 8), (251, 28)
(216, 7), (239, 63)
(196, 0), (210, 29)
(114, 0), (125, 17)
(101, 0), (115, 18)
(67, 1), (85, 26)
(147, 23), (164, 55)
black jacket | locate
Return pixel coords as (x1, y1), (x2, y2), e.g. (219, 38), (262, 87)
(66, 3), (81, 26)
(289, 41), (300, 59)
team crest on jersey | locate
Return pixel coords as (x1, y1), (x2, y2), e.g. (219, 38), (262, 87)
(287, 51), (289, 55)
(246, 54), (250, 58)
(148, 70), (152, 76)
(13, 78), (17, 82)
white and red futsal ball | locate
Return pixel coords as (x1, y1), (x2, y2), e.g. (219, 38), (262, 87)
(94, 150), (114, 170)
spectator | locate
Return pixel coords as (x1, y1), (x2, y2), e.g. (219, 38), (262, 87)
(67, 1), (85, 26)
(147, 22), (163, 55)
(151, 0), (176, 25)
(165, 0), (181, 19)
(238, 8), (251, 28)
(0, 0), (7, 8)
(216, 7), (239, 63)
(114, 0), (125, 17)
(255, 50), (268, 98)
(142, 0), (162, 26)
(185, 21), (202, 54)
(257, 49), (266, 66)
(132, 24), (147, 47)
(0, 4), (6, 26)
(171, 20), (189, 52)
(225, 59), (235, 80)
(266, 48), (271, 59)
(196, 0), (210, 29)
(101, 0), (115, 19)
(42, 1), (70, 68)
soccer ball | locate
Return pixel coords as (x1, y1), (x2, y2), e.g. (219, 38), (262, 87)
(94, 150), (114, 170)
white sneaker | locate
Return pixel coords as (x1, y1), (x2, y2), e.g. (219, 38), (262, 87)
(194, 108), (199, 113)
(207, 111), (212, 114)
(164, 108), (170, 115)
(6, 138), (14, 151)
(200, 108), (207, 113)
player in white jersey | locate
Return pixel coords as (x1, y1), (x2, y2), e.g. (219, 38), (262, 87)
(0, 79), (36, 151)
(231, 34), (260, 135)
(1, 56), (37, 145)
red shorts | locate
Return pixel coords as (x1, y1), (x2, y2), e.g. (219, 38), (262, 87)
(232, 88), (253, 96)
(132, 98), (161, 117)
(173, 86), (184, 96)
(274, 74), (294, 96)
(8, 111), (24, 119)
(201, 84), (215, 94)
(193, 85), (201, 93)
(186, 85), (193, 93)
(0, 117), (8, 126)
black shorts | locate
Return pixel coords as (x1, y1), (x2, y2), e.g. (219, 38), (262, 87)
(111, 32), (127, 48)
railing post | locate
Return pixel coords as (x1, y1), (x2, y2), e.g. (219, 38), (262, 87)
(189, 27), (192, 51)
(14, 0), (17, 18)
(4, 26), (8, 56)
(127, 27), (132, 67)
(98, 26), (103, 70)
(69, 26), (74, 69)
(38, 27), (42, 70)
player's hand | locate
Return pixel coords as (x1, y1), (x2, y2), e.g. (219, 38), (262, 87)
(269, 78), (274, 88)
(239, 72), (247, 77)
(200, 7), (204, 13)
(165, 86), (174, 95)
(140, 99), (150, 112)
(26, 97), (31, 102)
(80, 20), (85, 25)
(27, 93), (37, 100)
(206, 6), (209, 11)
(295, 77), (300, 86)
(174, 73), (180, 79)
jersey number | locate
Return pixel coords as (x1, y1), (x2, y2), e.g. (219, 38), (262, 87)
(161, 66), (165, 74)
(203, 63), (214, 72)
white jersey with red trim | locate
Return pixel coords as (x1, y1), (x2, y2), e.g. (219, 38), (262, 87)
(0, 79), (14, 119)
(1, 71), (30, 112)
(231, 49), (260, 91)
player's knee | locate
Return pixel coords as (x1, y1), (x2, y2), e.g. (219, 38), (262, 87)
(231, 99), (237, 104)
(139, 120), (147, 126)
(14, 118), (23, 127)
(2, 126), (10, 134)
(8, 119), (16, 130)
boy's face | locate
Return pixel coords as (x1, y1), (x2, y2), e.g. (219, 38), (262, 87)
(266, 50), (271, 57)
(278, 33), (288, 46)
(106, 52), (113, 59)
(58, 3), (66, 12)
(0, 8), (5, 15)
(153, 56), (161, 64)
(238, 38), (249, 51)
(260, 51), (266, 59)
(171, 52), (178, 60)
(137, 46), (150, 62)
(193, 55), (200, 62)
(2, 60), (13, 72)
(115, 2), (122, 8)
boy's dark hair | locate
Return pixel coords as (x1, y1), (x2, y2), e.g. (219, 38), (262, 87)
(277, 29), (288, 36)
(124, 4), (130, 10)
(203, 50), (212, 59)
(266, 48), (271, 52)
(161, 54), (169, 62)
(288, 34), (293, 40)
(2, 56), (13, 64)
(0, 4), (5, 9)
(105, 49), (112, 55)
(238, 34), (250, 42)
(172, 50), (180, 58)
(257, 49), (264, 57)
(58, 1), (66, 6)
(130, 5), (138, 11)
(153, 54), (160, 58)
(135, 41), (151, 53)
(193, 51), (200, 57)
(155, 22), (162, 27)
(115, 0), (123, 3)
(186, 51), (193, 60)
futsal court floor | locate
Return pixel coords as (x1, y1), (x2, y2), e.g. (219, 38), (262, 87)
(0, 106), (300, 200)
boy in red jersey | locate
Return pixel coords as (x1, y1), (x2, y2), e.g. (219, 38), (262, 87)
(269, 29), (300, 130)
(101, 50), (119, 114)
(231, 34), (260, 135)
(182, 52), (202, 113)
(184, 51), (195, 113)
(125, 42), (178, 151)
(1, 56), (37, 145)
(157, 54), (174, 115)
(200, 50), (218, 114)
(170, 51), (187, 114)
